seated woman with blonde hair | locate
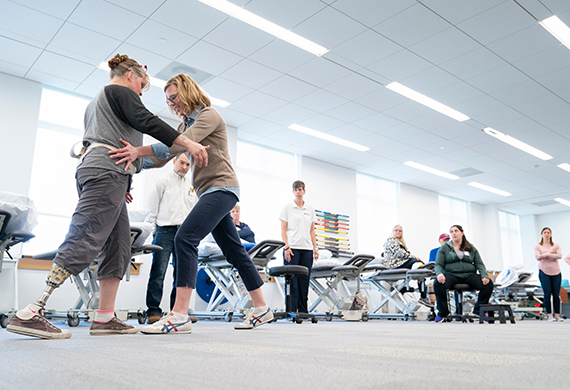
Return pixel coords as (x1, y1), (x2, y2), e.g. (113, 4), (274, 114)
(383, 225), (432, 307)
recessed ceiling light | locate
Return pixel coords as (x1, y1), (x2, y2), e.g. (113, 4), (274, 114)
(540, 15), (570, 50)
(403, 161), (459, 180)
(386, 82), (470, 122)
(97, 62), (230, 108)
(554, 197), (570, 207)
(482, 127), (553, 160)
(197, 0), (329, 56)
(158, 38), (167, 43)
(288, 124), (369, 152)
(468, 182), (511, 197)
(557, 163), (570, 173)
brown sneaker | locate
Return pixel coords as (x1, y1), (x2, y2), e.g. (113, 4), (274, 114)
(90, 315), (140, 335)
(7, 303), (71, 339)
(191, 316), (198, 323)
(147, 314), (161, 324)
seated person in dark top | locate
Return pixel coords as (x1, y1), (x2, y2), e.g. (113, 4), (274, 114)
(231, 205), (255, 244)
(434, 225), (494, 323)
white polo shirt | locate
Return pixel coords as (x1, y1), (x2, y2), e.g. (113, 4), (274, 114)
(279, 201), (316, 250)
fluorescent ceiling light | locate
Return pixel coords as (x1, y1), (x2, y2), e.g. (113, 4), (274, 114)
(386, 82), (470, 122)
(483, 127), (552, 160)
(557, 163), (570, 173)
(288, 124), (369, 152)
(97, 62), (230, 108)
(197, 0), (329, 56)
(468, 182), (511, 197)
(554, 197), (570, 207)
(403, 161), (459, 180)
(540, 15), (570, 50)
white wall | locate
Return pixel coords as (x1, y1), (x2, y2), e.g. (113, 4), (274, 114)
(0, 72), (42, 195)
(398, 183), (440, 260)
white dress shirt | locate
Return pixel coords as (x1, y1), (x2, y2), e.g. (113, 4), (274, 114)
(145, 170), (197, 227)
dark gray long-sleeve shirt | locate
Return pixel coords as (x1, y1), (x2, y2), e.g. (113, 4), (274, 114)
(80, 85), (180, 174)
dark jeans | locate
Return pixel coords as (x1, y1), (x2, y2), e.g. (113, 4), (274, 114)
(434, 273), (494, 317)
(539, 270), (561, 315)
(284, 249), (313, 313)
(145, 225), (178, 316)
(174, 191), (263, 292)
(400, 258), (427, 299)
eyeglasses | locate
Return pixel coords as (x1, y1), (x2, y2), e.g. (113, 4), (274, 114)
(166, 93), (178, 104)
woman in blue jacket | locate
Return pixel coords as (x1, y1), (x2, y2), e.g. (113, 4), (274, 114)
(434, 225), (493, 322)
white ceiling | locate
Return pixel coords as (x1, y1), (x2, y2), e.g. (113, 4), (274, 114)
(2, 0), (570, 215)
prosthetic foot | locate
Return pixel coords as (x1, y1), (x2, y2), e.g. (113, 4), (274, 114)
(6, 264), (72, 339)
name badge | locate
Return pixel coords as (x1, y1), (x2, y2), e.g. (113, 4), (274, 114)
(464, 251), (470, 256)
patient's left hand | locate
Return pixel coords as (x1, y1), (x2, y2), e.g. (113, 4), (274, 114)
(125, 192), (133, 204)
(482, 277), (490, 285)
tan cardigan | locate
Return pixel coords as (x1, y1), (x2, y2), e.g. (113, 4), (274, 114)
(150, 107), (239, 197)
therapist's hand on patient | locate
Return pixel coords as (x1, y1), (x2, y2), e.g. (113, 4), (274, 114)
(437, 274), (446, 284)
(109, 139), (140, 171)
(176, 135), (209, 168)
(482, 277), (490, 285)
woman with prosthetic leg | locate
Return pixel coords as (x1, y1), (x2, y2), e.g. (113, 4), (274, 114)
(6, 54), (208, 340)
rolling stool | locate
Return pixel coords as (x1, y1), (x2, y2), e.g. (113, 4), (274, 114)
(269, 265), (317, 324)
(447, 283), (478, 323)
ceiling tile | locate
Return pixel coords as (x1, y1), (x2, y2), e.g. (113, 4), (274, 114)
(372, 3), (450, 47)
(332, 30), (402, 68)
(216, 107), (256, 127)
(288, 57), (352, 88)
(353, 112), (402, 133)
(150, 0), (229, 40)
(354, 87), (409, 112)
(409, 27), (481, 65)
(244, 0), (326, 30)
(0, 0), (63, 47)
(30, 51), (95, 83)
(513, 45), (570, 79)
(398, 67), (460, 95)
(465, 65), (528, 94)
(324, 102), (376, 123)
(420, 0), (507, 24)
(0, 36), (42, 69)
(293, 6), (367, 49)
(238, 119), (284, 137)
(265, 103), (318, 126)
(105, 0), (164, 18)
(229, 91), (287, 117)
(296, 89), (348, 113)
(456, 1), (535, 45)
(47, 23), (121, 66)
(201, 77), (253, 104)
(176, 41), (243, 76)
(112, 43), (172, 76)
(366, 50), (433, 82)
(332, 0), (415, 27)
(202, 18), (276, 58)
(439, 47), (506, 80)
(247, 38), (315, 74)
(486, 24), (560, 63)
(258, 75), (318, 101)
(219, 59), (281, 89)
(68, 0), (145, 41)
(126, 20), (198, 60)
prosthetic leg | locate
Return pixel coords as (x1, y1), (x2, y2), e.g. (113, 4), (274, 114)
(6, 263), (72, 339)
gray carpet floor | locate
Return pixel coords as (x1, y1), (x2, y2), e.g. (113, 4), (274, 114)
(1, 317), (568, 390)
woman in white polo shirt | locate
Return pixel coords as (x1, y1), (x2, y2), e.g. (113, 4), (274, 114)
(280, 180), (319, 314)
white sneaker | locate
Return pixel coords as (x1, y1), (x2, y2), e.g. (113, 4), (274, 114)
(547, 316), (556, 322)
(556, 317), (564, 322)
(140, 312), (192, 334)
(235, 307), (273, 330)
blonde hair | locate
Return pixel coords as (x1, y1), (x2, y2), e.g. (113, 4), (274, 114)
(107, 54), (149, 91)
(164, 74), (211, 118)
(392, 225), (408, 249)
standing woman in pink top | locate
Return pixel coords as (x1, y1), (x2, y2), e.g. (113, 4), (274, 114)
(535, 227), (564, 322)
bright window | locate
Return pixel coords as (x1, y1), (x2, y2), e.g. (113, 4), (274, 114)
(439, 195), (468, 234)
(235, 141), (297, 243)
(356, 173), (397, 257)
(498, 210), (523, 267)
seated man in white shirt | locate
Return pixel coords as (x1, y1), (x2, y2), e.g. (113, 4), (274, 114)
(144, 154), (197, 324)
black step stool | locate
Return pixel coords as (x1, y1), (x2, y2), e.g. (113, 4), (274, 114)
(269, 265), (317, 324)
(479, 304), (516, 324)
